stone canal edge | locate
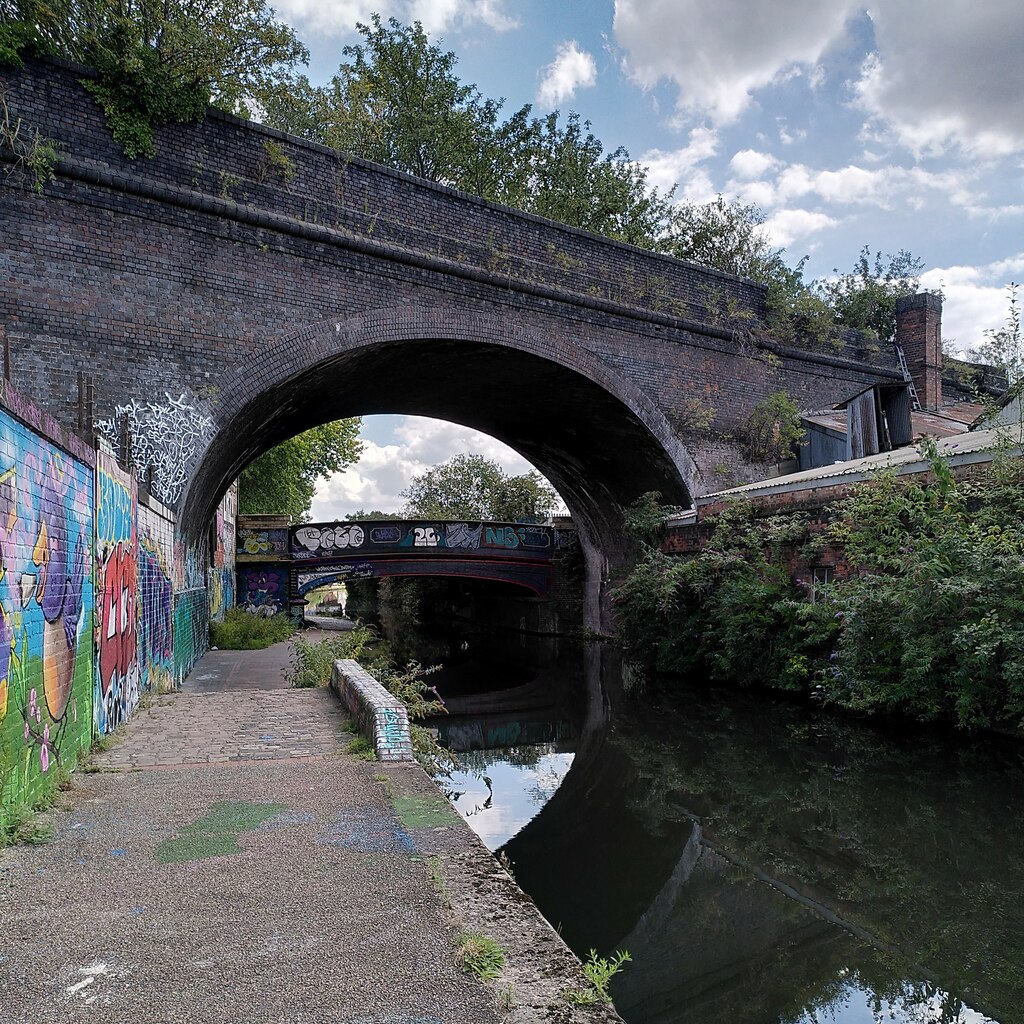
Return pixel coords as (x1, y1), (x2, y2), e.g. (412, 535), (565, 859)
(0, 668), (624, 1024)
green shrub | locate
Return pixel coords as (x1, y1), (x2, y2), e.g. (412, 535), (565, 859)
(284, 624), (376, 688)
(564, 949), (631, 1005)
(209, 608), (295, 650)
(613, 445), (1024, 730)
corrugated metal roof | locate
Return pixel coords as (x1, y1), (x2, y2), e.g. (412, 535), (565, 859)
(699, 427), (1020, 503)
(802, 402), (986, 440)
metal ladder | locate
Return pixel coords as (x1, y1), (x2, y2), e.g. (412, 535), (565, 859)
(894, 343), (922, 411)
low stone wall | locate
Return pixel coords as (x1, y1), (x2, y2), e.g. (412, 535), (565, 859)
(329, 660), (413, 761)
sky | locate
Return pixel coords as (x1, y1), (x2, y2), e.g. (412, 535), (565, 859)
(283, 0), (1024, 519)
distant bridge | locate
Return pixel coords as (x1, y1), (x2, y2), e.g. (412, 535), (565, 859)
(236, 519), (576, 615)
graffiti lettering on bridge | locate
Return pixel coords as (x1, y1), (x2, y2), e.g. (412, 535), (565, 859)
(296, 564), (373, 595)
(483, 526), (551, 551)
(293, 524), (364, 558)
(237, 528), (288, 557)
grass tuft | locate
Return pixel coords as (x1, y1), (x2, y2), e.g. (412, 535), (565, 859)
(456, 932), (506, 983)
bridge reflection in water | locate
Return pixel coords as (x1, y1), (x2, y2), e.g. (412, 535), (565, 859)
(423, 637), (1019, 1024)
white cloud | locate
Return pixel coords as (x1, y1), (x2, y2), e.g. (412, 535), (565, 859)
(854, 4), (1024, 156)
(537, 41), (598, 108)
(273, 0), (517, 39)
(640, 126), (718, 195)
(763, 208), (839, 249)
(613, 0), (857, 123)
(724, 160), (975, 215)
(729, 149), (779, 180)
(311, 416), (539, 520)
(921, 261), (1024, 353)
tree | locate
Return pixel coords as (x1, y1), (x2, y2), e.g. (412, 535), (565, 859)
(977, 283), (1022, 387)
(816, 246), (924, 343)
(400, 453), (558, 521)
(661, 194), (786, 283)
(238, 419), (362, 521)
(261, 17), (669, 244)
(1, 0), (309, 156)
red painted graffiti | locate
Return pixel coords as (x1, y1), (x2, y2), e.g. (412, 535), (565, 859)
(99, 542), (137, 697)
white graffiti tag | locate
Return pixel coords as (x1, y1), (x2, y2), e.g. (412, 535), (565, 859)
(97, 393), (215, 506)
(294, 525), (365, 553)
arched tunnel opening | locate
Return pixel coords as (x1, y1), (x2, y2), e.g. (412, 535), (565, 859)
(182, 335), (696, 631)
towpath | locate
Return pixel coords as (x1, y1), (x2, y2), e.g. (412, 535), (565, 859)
(0, 632), (615, 1024)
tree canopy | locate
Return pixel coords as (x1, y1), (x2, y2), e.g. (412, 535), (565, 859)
(1, 0), (308, 155)
(400, 453), (559, 522)
(238, 419), (362, 521)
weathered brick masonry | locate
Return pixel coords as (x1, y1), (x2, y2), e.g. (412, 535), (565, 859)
(1, 59), (901, 627)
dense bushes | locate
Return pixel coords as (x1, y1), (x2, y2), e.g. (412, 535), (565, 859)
(209, 608), (295, 649)
(614, 454), (1024, 730)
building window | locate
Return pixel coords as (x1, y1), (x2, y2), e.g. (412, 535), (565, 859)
(811, 566), (833, 604)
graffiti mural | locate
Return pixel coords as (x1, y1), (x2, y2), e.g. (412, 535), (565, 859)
(239, 566), (289, 616)
(288, 521), (556, 559)
(208, 487), (235, 622)
(96, 391), (215, 506)
(293, 524), (365, 558)
(0, 412), (94, 810)
(95, 452), (139, 735)
(208, 568), (234, 622)
(237, 527), (289, 558)
(174, 588), (208, 684)
(138, 501), (175, 695)
(172, 537), (208, 683)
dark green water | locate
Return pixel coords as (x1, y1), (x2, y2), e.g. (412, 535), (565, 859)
(415, 628), (1023, 1024)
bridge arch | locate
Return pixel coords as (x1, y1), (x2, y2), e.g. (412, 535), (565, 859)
(181, 307), (700, 627)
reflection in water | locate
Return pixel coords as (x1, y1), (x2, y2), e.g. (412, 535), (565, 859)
(439, 748), (575, 850)
(422, 634), (1023, 1024)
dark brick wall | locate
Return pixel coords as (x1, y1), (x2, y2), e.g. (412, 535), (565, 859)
(1, 59), (900, 585)
(897, 293), (943, 410)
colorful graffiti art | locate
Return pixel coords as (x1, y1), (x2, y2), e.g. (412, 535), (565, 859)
(236, 527), (289, 558)
(138, 505), (174, 695)
(174, 588), (208, 683)
(208, 567), (234, 622)
(239, 566), (289, 617)
(0, 415), (94, 808)
(95, 453), (139, 735)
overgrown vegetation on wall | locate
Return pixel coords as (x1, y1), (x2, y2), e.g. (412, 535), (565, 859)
(615, 448), (1024, 730)
(285, 621), (452, 771)
(1, 4), (930, 358)
(0, 0), (307, 157)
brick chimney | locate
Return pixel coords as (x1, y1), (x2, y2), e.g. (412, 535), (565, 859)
(896, 292), (942, 411)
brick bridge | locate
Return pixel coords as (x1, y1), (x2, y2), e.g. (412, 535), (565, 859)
(1, 59), (902, 626)
(236, 518), (574, 616)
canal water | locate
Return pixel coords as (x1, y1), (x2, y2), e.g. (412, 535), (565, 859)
(391, 616), (1023, 1024)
